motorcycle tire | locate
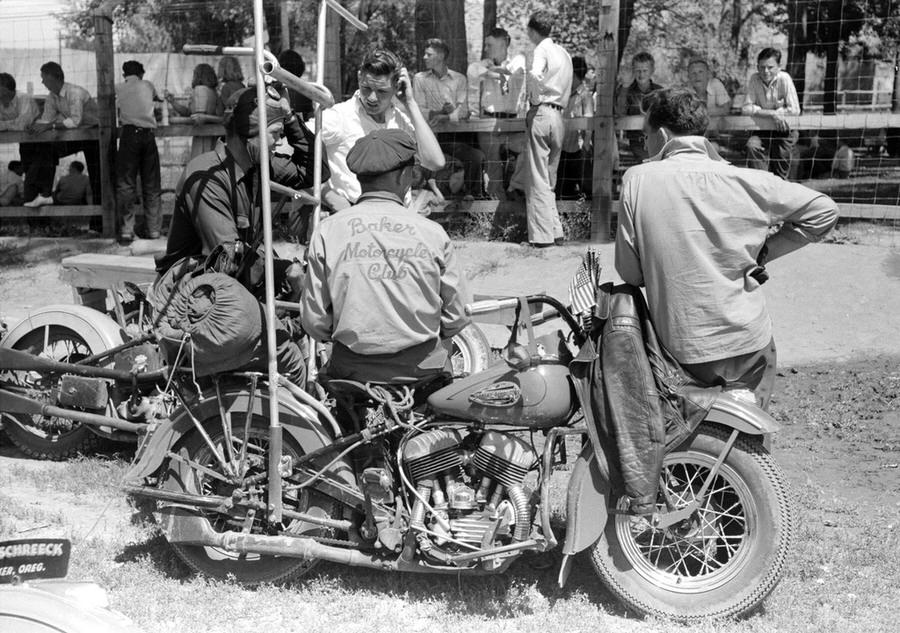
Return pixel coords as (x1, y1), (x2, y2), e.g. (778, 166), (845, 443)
(164, 416), (339, 586)
(450, 323), (491, 378)
(3, 326), (106, 460)
(589, 423), (794, 621)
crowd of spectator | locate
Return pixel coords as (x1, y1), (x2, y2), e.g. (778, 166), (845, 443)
(0, 17), (821, 240)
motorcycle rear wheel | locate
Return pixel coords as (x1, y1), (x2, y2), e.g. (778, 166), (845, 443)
(589, 424), (793, 621)
(165, 417), (339, 586)
(3, 326), (106, 460)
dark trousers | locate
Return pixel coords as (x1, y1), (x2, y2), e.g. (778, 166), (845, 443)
(747, 130), (799, 180)
(556, 149), (593, 199)
(117, 126), (162, 237)
(681, 339), (777, 411)
(437, 132), (485, 196)
(22, 139), (101, 204)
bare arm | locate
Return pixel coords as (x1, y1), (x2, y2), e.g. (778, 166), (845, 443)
(396, 66), (445, 171)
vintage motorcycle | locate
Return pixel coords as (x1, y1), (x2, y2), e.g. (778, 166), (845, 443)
(116, 292), (793, 621)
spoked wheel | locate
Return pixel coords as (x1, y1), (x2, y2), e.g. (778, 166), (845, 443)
(450, 324), (491, 378)
(589, 424), (794, 621)
(3, 326), (106, 460)
(163, 402), (339, 586)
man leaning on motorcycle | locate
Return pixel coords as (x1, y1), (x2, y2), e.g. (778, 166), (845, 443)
(615, 87), (839, 408)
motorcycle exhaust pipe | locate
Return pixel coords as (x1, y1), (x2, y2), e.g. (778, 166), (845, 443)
(164, 510), (392, 571)
(0, 388), (148, 434)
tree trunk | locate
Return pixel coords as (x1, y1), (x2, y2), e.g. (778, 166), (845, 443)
(483, 0), (497, 51)
(415, 0), (467, 73)
(786, 0), (807, 108)
(822, 38), (839, 114)
(618, 0), (636, 66)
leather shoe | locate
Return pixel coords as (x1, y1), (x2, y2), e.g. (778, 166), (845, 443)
(24, 194), (54, 207)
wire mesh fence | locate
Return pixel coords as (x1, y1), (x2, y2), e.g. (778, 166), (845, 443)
(0, 0), (898, 246)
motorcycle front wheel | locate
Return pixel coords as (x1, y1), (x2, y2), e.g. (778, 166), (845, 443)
(163, 414), (338, 586)
(589, 424), (794, 621)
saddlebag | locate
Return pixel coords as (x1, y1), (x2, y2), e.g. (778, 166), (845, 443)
(570, 283), (720, 514)
(150, 269), (266, 377)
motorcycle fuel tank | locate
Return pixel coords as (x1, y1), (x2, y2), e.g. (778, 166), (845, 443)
(427, 361), (574, 428)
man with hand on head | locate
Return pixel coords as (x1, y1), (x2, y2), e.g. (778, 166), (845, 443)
(301, 129), (470, 384)
(615, 88), (838, 409)
(320, 49), (444, 211)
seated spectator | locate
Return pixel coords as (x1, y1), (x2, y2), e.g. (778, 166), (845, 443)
(616, 51), (663, 161)
(466, 27), (527, 198)
(687, 59), (731, 117)
(217, 55), (246, 108)
(278, 49), (314, 120)
(740, 47), (800, 180)
(557, 56), (594, 199)
(166, 63), (224, 159)
(414, 38), (485, 197)
(52, 160), (91, 205)
(23, 61), (100, 209)
(0, 160), (25, 206)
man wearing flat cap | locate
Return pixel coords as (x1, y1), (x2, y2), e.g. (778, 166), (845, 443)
(301, 128), (470, 383)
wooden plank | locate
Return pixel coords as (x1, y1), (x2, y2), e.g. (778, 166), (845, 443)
(836, 202), (900, 220)
(0, 205), (103, 218)
(93, 8), (117, 238)
(59, 253), (157, 290)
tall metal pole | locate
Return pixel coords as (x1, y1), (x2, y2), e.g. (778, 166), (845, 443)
(305, 0), (329, 387)
(254, 0), (283, 524)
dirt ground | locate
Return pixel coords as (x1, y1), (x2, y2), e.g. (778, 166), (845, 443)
(2, 233), (899, 364)
(0, 234), (898, 632)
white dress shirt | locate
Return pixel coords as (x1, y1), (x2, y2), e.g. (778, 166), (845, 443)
(467, 54), (526, 115)
(526, 37), (573, 108)
(320, 94), (416, 204)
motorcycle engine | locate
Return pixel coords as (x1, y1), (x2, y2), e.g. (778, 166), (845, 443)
(403, 428), (537, 557)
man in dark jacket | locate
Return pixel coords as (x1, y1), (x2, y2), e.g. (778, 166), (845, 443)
(158, 86), (327, 276)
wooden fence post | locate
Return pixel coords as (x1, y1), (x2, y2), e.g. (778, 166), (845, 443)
(591, 0), (619, 243)
(93, 8), (116, 238)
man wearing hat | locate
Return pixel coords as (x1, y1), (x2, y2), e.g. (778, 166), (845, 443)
(115, 60), (162, 242)
(157, 85), (326, 276)
(155, 86), (327, 385)
(301, 128), (470, 383)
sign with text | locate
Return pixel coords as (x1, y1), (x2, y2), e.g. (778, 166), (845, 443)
(0, 538), (71, 583)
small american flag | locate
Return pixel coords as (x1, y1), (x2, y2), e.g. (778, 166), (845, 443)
(568, 249), (602, 317)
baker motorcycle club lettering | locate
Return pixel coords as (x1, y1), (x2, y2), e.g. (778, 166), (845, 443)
(342, 216), (427, 280)
(0, 538), (71, 582)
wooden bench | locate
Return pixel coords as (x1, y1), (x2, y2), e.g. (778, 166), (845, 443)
(59, 252), (158, 318)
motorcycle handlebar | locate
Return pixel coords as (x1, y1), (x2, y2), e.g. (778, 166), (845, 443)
(464, 298), (519, 316)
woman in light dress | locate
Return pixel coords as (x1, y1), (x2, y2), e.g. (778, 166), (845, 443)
(166, 63), (224, 159)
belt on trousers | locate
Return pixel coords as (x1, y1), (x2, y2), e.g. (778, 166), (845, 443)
(536, 102), (563, 110)
(123, 125), (155, 133)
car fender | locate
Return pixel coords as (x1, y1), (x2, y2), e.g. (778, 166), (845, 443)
(561, 442), (612, 556)
(1, 304), (125, 355)
(125, 385), (356, 489)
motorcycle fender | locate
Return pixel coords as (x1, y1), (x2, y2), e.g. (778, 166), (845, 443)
(705, 393), (781, 436)
(561, 443), (611, 556)
(1, 304), (125, 354)
(125, 387), (356, 490)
